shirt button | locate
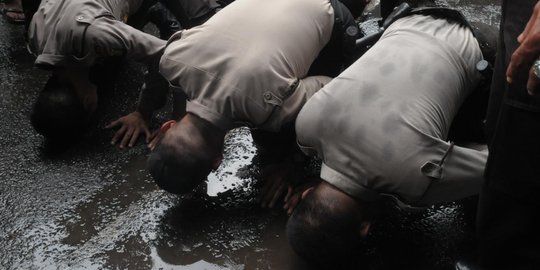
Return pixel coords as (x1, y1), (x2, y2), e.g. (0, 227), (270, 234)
(346, 25), (358, 37)
(76, 15), (85, 21)
(263, 92), (272, 100)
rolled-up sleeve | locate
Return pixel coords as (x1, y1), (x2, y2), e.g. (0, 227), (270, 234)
(87, 17), (169, 116)
(273, 75), (332, 129)
(86, 17), (166, 64)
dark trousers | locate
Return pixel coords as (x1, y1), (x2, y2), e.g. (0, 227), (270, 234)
(477, 103), (540, 269)
(250, 124), (310, 186)
(250, 123), (302, 165)
(476, 0), (540, 269)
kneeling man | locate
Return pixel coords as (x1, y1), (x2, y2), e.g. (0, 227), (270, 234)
(287, 12), (489, 267)
(147, 0), (367, 194)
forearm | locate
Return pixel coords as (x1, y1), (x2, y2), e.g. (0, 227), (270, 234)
(89, 18), (167, 65)
(136, 64), (170, 119)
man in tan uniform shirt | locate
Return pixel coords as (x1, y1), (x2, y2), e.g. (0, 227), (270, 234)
(286, 12), (489, 267)
(28, 0), (171, 144)
(147, 0), (366, 195)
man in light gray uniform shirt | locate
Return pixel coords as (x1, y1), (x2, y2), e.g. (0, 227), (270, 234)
(28, 0), (168, 144)
(287, 13), (488, 267)
(147, 0), (365, 195)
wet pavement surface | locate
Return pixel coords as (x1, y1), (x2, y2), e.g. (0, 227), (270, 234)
(0, 1), (500, 269)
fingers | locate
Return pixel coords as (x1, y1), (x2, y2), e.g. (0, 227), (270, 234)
(128, 128), (140, 148)
(507, 10), (540, 83)
(119, 128), (135, 149)
(147, 130), (160, 150)
(527, 66), (540, 95)
(148, 132), (163, 151)
(111, 126), (127, 145)
(285, 195), (300, 216)
(268, 182), (286, 208)
(143, 127), (151, 143)
(148, 138), (157, 151)
(284, 186), (293, 203)
(259, 175), (282, 208)
(149, 129), (160, 141)
(105, 119), (121, 129)
(507, 46), (532, 83)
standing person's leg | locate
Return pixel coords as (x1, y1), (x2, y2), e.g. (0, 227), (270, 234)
(476, 102), (540, 269)
(251, 122), (301, 166)
(477, 1), (540, 268)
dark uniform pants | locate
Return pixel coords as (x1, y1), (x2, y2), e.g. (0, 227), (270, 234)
(477, 0), (540, 269)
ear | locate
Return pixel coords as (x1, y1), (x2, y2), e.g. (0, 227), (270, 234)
(359, 221), (371, 238)
(301, 186), (315, 200)
(160, 120), (177, 133)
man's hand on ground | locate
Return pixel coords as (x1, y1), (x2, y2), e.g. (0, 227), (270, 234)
(258, 163), (299, 209)
(506, 1), (540, 95)
(147, 129), (162, 151)
(106, 111), (151, 148)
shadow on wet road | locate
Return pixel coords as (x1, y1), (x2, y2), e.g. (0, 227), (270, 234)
(0, 1), (500, 269)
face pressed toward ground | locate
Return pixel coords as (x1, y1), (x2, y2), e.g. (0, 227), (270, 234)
(157, 114), (224, 172)
(54, 67), (98, 114)
(314, 181), (372, 237)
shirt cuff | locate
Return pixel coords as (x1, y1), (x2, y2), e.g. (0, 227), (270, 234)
(320, 162), (380, 202)
(186, 101), (232, 131)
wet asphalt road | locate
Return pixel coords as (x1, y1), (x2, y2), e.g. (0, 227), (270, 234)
(0, 1), (501, 269)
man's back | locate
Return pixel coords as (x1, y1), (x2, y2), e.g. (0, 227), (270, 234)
(160, 0), (336, 131)
(296, 15), (486, 206)
(28, 0), (153, 67)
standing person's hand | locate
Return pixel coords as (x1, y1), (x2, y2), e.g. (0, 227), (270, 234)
(506, 1), (540, 95)
(106, 111), (151, 148)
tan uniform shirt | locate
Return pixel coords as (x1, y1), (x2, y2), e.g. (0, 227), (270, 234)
(296, 15), (487, 208)
(159, 0), (334, 132)
(179, 0), (220, 20)
(28, 0), (165, 68)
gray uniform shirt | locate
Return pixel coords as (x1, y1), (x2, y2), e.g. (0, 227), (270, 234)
(28, 0), (169, 115)
(159, 0), (334, 132)
(296, 15), (487, 207)
(28, 0), (165, 68)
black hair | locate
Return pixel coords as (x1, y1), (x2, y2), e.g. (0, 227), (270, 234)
(147, 115), (223, 194)
(147, 142), (214, 194)
(287, 191), (373, 269)
(30, 75), (89, 143)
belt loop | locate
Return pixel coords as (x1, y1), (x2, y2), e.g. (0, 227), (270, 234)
(421, 142), (455, 180)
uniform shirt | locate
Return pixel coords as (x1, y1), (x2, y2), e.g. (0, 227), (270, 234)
(178, 0), (220, 20)
(296, 15), (487, 207)
(160, 0), (342, 132)
(28, 0), (165, 68)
